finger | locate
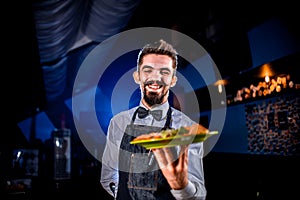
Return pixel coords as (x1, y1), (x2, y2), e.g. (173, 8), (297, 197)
(163, 147), (177, 164)
(178, 145), (189, 168)
(152, 148), (168, 167)
(178, 144), (188, 156)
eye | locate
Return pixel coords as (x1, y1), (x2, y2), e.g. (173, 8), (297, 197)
(143, 69), (152, 73)
(161, 70), (170, 75)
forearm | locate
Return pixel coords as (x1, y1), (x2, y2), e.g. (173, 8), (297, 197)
(171, 143), (207, 199)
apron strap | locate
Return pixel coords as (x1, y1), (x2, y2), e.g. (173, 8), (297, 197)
(162, 107), (172, 130)
(131, 108), (139, 124)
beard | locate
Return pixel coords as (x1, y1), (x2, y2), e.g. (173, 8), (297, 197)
(144, 90), (164, 106)
(142, 80), (169, 106)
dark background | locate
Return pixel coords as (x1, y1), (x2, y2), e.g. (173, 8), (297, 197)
(4, 1), (300, 199)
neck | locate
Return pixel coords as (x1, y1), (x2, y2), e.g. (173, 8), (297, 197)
(141, 99), (168, 110)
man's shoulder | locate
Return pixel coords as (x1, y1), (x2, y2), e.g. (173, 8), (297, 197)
(111, 107), (137, 121)
(170, 107), (196, 126)
(170, 107), (190, 117)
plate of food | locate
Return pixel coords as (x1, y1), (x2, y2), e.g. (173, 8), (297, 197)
(130, 124), (218, 149)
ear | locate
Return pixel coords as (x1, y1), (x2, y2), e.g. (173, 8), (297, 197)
(170, 75), (177, 87)
(133, 71), (140, 84)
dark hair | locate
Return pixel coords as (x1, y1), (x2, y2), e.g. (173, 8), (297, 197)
(137, 39), (178, 72)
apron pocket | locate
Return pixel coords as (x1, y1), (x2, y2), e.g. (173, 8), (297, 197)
(128, 153), (158, 190)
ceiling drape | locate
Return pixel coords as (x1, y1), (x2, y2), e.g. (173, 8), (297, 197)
(32, 0), (141, 101)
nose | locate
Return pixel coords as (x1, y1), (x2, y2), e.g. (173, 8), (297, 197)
(150, 69), (162, 80)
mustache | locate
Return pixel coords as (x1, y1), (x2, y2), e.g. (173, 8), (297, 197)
(144, 80), (166, 86)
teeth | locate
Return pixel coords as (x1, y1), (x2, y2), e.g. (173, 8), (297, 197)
(149, 85), (160, 89)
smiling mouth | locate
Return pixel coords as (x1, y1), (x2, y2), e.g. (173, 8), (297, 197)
(146, 84), (162, 92)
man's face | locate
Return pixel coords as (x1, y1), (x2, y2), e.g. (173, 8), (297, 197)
(133, 54), (177, 107)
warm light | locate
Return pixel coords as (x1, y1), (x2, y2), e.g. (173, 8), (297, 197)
(218, 84), (222, 93)
(214, 79), (228, 86)
(276, 85), (281, 92)
(265, 75), (270, 83)
(277, 76), (282, 84)
(214, 79), (228, 94)
(259, 63), (274, 78)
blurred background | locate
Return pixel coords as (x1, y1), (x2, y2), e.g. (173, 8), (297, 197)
(3, 0), (300, 199)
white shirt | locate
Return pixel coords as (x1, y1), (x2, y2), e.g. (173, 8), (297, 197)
(100, 101), (207, 199)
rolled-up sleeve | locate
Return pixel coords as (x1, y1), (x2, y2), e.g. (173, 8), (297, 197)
(171, 142), (207, 200)
(100, 119), (121, 197)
